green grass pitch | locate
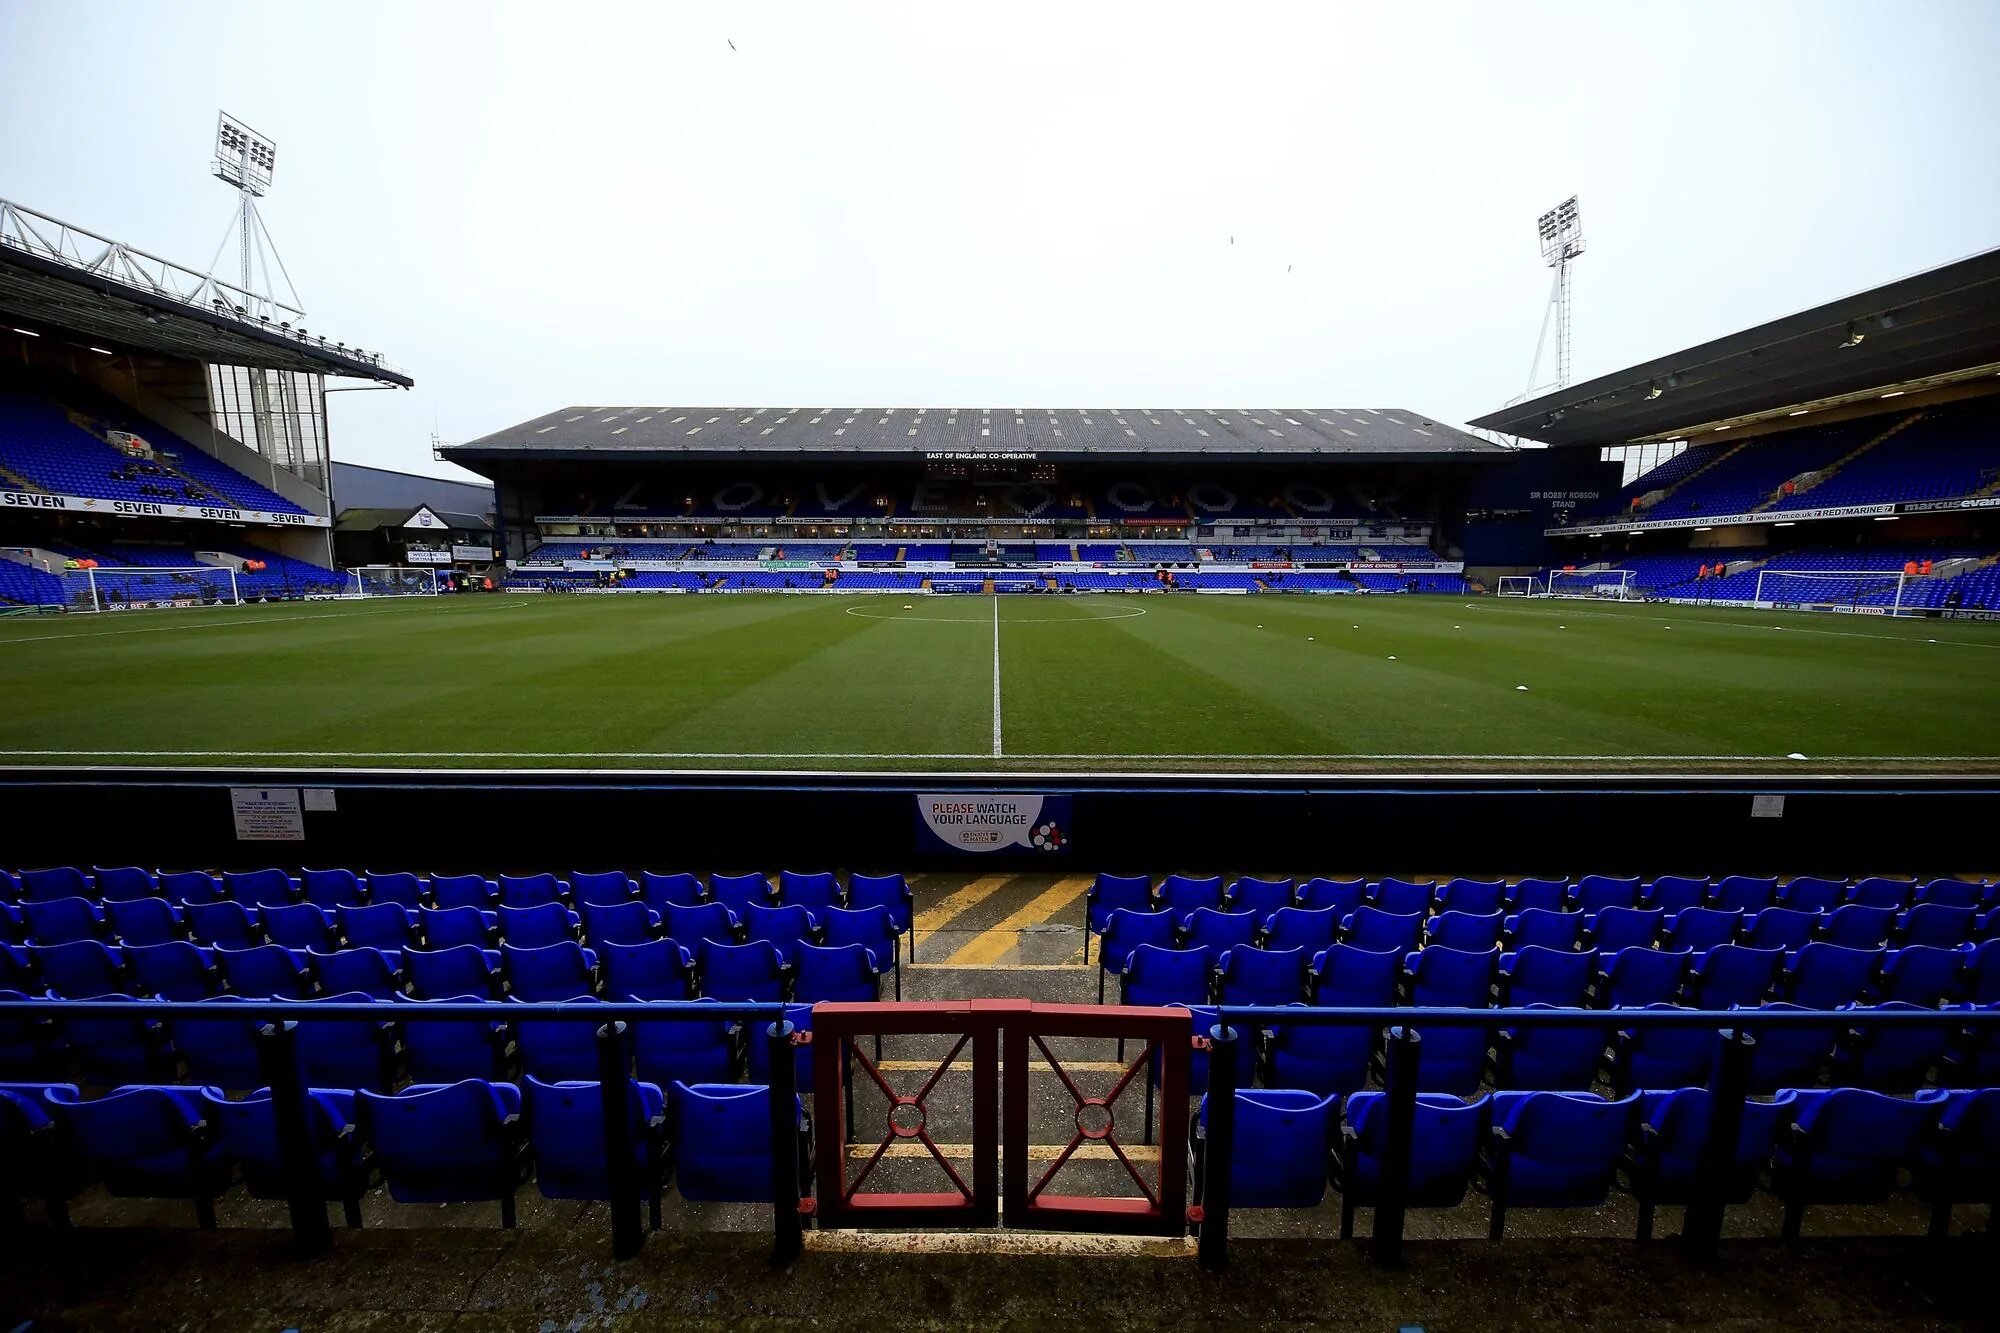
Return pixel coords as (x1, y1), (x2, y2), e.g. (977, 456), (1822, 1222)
(3, 592), (1998, 772)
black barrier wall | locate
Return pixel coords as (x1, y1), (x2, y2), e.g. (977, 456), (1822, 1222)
(2, 767), (1996, 876)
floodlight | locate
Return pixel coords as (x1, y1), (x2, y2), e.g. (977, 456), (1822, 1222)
(1535, 195), (1584, 266)
(212, 113), (276, 196)
(1840, 323), (1865, 348)
(1645, 382), (1663, 400)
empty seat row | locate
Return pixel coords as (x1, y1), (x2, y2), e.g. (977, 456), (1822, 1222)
(1196, 1083), (1999, 1242)
(0, 1075), (809, 1229)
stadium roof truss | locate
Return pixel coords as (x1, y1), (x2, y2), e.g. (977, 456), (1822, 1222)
(1469, 246), (2000, 448)
(445, 407), (1507, 465)
(0, 198), (411, 386)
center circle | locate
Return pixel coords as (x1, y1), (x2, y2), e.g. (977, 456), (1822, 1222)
(1075, 1100), (1114, 1140)
(888, 1099), (927, 1138)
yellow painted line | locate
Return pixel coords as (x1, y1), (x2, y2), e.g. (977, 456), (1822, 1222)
(945, 875), (1094, 967)
(909, 961), (1089, 972)
(876, 1059), (1128, 1073)
(910, 875), (1014, 952)
(847, 1142), (1161, 1163)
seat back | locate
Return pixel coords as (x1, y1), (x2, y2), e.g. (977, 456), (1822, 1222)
(709, 873), (774, 914)
(847, 873), (913, 930)
(301, 869), (366, 910)
(429, 874), (497, 911)
(1297, 877), (1364, 918)
(1348, 1091), (1488, 1204)
(262, 904), (335, 951)
(223, 869), (295, 909)
(395, 995), (507, 1082)
(363, 872), (427, 909)
(1499, 946), (1595, 1008)
(1437, 878), (1505, 917)
(570, 871), (637, 908)
(600, 939), (695, 1001)
(638, 871), (707, 911)
(1312, 944), (1401, 1006)
(405, 945), (500, 999)
(777, 871), (841, 912)
(1204, 1088), (1337, 1207)
(496, 903), (576, 949)
(359, 1079), (522, 1201)
(498, 873), (566, 909)
(1821, 904), (1895, 949)
(1225, 877), (1295, 923)
(216, 944), (310, 999)
(1491, 1091), (1638, 1204)
(312, 946), (403, 999)
(1689, 944), (1782, 1009)
(1181, 908), (1258, 955)
(1785, 942), (1884, 1008)
(127, 941), (219, 1000)
(1216, 945), (1307, 1006)
(1099, 909), (1177, 974)
(1408, 946), (1496, 1007)
(698, 940), (786, 1001)
(1712, 875), (1779, 914)
(105, 898), (183, 947)
(1428, 911), (1502, 952)
(1124, 945), (1213, 1007)
(1159, 874), (1226, 923)
(1506, 878), (1569, 914)
(671, 1082), (798, 1202)
(1345, 906), (1423, 954)
(580, 900), (656, 949)
(663, 902), (739, 949)
(1663, 907), (1739, 953)
(1645, 876), (1710, 915)
(1371, 878), (1434, 917)
(501, 941), (597, 1002)
(793, 942), (879, 1003)
(1263, 907), (1340, 954)
(526, 1076), (665, 1200)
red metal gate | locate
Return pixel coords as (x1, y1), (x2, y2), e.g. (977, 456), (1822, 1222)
(808, 1000), (1190, 1236)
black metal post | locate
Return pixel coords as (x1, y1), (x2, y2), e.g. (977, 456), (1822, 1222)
(256, 1019), (333, 1255)
(767, 1017), (804, 1267)
(1682, 1026), (1752, 1264)
(596, 1020), (643, 1260)
(1197, 1022), (1240, 1271)
(1373, 1025), (1422, 1266)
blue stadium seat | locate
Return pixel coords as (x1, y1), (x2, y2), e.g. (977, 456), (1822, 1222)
(395, 995), (510, 1082)
(184, 900), (260, 951)
(570, 871), (637, 909)
(1335, 1091), (1488, 1238)
(1492, 1006), (1610, 1090)
(846, 874), (914, 956)
(1297, 877), (1365, 918)
(663, 902), (740, 950)
(1436, 878), (1505, 917)
(0, 994), (54, 1075)
(1744, 908), (1816, 952)
(1428, 911), (1503, 952)
(216, 944), (311, 999)
(1609, 1005), (1715, 1096)
(204, 1085), (371, 1227)
(1504, 908), (1582, 954)
(1225, 877), (1295, 924)
(339, 904), (416, 953)
(1572, 875), (1641, 915)
(1773, 1088), (1943, 1240)
(1916, 879), (1987, 910)
(638, 871), (708, 912)
(405, 945), (502, 999)
(1506, 878), (1569, 914)
(311, 947), (403, 1000)
(0, 948), (28, 995)
(1483, 1090), (1639, 1237)
(0, 1081), (83, 1223)
(1777, 877), (1846, 914)
(126, 941), (219, 1001)
(820, 906), (904, 999)
(778, 871), (842, 913)
(1819, 904), (1896, 949)
(580, 900), (659, 950)
(600, 939), (697, 1002)
(1688, 945), (1782, 1009)
(1499, 947), (1596, 1008)
(421, 906), (496, 951)
(429, 874), (498, 911)
(1371, 878), (1434, 918)
(1262, 907), (1340, 955)
(1847, 877), (1917, 911)
(1181, 908), (1258, 958)
(1404, 947), (1497, 1094)
(526, 1075), (668, 1225)
(501, 941), (598, 1001)
(63, 994), (167, 1084)
(262, 904), (336, 952)
(1741, 1002), (1839, 1093)
(1191, 1088), (1338, 1210)
(1974, 942), (2000, 1004)
(698, 940), (787, 1002)
(32, 940), (126, 998)
(742, 904), (819, 967)
(1831, 1000), (1951, 1093)
(46, 1084), (231, 1227)
(1586, 906), (1661, 955)
(1215, 946), (1308, 1008)
(510, 996), (604, 1080)
(668, 1082), (812, 1203)
(793, 942), (882, 1004)
(1713, 875), (1779, 914)
(1783, 943), (1884, 1009)
(1096, 907), (1177, 1002)
(1268, 1006), (1373, 1096)
(301, 868), (366, 911)
(92, 867), (158, 902)
(1662, 907), (1740, 953)
(498, 873), (568, 910)
(1122, 945), (1213, 1008)
(496, 904), (579, 949)
(170, 996), (264, 1090)
(22, 898), (102, 947)
(19, 868), (88, 903)
(1310, 943), (1402, 1007)
(1913, 1087), (2000, 1237)
(1160, 874), (1227, 927)
(282, 992), (395, 1091)
(1944, 1003), (2000, 1086)
(359, 1079), (528, 1225)
(1644, 876), (1710, 915)
(223, 869), (296, 910)
(632, 1000), (735, 1087)
(1344, 907), (1423, 954)
(709, 873), (776, 917)
(1629, 1088), (1798, 1239)
(363, 871), (428, 910)
(158, 871), (224, 906)
(1897, 904), (1976, 949)
(105, 898), (183, 947)
(1878, 946), (1963, 1006)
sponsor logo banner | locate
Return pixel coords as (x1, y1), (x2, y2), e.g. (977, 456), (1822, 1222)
(916, 793), (1071, 855)
(1548, 503), (1894, 536)
(0, 490), (327, 527)
(450, 544), (495, 561)
(1899, 497), (2000, 513)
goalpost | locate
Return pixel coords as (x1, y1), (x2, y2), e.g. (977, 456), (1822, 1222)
(1753, 569), (1928, 616)
(346, 566), (442, 598)
(1546, 569), (1639, 600)
(62, 566), (241, 614)
(1496, 575), (1543, 597)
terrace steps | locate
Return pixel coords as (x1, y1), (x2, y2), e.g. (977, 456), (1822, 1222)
(1752, 411), (1926, 512)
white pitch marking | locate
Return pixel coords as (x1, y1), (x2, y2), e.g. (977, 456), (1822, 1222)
(0, 750), (1986, 763)
(0, 600), (506, 647)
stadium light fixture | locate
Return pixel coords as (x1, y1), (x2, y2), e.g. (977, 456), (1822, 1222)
(88, 346), (113, 355)
(1789, 409), (1810, 416)
(1521, 196), (1586, 397)
(1880, 390), (1905, 399)
(1840, 323), (1865, 348)
(212, 113), (276, 196)
(1645, 382), (1663, 400)
(11, 327), (37, 337)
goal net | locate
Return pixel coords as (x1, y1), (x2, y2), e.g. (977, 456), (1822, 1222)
(346, 566), (442, 598)
(1754, 569), (1927, 616)
(1546, 569), (1639, 600)
(62, 566), (241, 614)
(1496, 575), (1543, 597)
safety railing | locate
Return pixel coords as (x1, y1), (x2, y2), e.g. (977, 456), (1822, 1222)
(1194, 1003), (2000, 1270)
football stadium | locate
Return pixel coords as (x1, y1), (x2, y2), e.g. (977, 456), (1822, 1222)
(4, 12), (2000, 1330)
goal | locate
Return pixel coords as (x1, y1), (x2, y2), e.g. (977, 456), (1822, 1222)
(346, 566), (442, 598)
(1496, 575), (1543, 597)
(1754, 569), (1929, 616)
(1546, 569), (1639, 600)
(62, 565), (241, 614)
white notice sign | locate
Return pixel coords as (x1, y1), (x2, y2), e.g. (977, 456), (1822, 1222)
(1750, 794), (1785, 819)
(231, 787), (305, 841)
(302, 788), (338, 812)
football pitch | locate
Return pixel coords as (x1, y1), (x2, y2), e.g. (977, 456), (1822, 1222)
(3, 592), (1999, 773)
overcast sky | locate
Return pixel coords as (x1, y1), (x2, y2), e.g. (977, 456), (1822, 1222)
(4, 1), (1997, 483)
